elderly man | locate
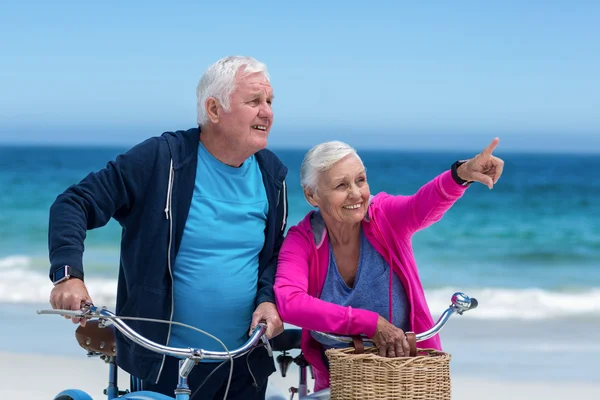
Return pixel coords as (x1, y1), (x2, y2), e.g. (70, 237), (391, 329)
(48, 56), (288, 399)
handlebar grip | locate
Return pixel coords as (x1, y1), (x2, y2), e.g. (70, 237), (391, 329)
(469, 298), (478, 310)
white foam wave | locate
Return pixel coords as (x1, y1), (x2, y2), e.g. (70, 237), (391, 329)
(0, 256), (117, 306)
(0, 255), (30, 269)
(425, 287), (600, 320)
(1, 256), (599, 320)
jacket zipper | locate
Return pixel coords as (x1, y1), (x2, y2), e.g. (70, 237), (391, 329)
(280, 180), (287, 232)
(157, 159), (175, 383)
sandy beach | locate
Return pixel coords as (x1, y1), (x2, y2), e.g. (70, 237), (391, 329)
(2, 351), (599, 399)
(1, 302), (599, 399)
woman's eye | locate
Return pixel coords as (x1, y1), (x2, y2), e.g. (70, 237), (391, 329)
(336, 183), (346, 189)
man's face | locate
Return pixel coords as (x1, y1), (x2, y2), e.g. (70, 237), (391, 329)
(217, 71), (274, 154)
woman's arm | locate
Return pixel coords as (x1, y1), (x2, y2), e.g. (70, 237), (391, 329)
(274, 227), (380, 337)
(376, 138), (504, 237)
(375, 169), (468, 237)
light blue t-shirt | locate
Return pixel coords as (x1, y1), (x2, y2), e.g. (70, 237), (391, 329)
(168, 142), (268, 354)
(314, 229), (410, 350)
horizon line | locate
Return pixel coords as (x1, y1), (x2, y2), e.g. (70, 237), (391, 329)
(0, 142), (598, 156)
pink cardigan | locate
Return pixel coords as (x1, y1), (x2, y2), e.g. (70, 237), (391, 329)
(274, 170), (468, 391)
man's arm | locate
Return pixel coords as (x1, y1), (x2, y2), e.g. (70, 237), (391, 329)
(49, 137), (160, 276)
(48, 137), (160, 318)
(250, 179), (287, 338)
(255, 179), (287, 306)
(255, 225), (285, 305)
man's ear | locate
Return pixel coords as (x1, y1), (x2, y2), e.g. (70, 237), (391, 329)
(205, 97), (220, 123)
(304, 187), (319, 208)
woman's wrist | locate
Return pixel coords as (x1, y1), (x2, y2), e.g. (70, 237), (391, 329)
(451, 160), (473, 186)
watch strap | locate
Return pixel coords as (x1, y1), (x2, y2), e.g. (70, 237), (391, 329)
(451, 160), (473, 186)
(52, 265), (84, 285)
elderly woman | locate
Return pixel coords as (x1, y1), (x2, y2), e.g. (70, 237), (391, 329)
(274, 139), (503, 391)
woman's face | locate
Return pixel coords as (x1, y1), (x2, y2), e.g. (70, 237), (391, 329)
(307, 154), (370, 225)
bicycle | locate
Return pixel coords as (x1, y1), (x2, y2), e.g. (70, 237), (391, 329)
(37, 291), (477, 400)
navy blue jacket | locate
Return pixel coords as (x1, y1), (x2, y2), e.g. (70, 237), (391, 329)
(48, 128), (288, 383)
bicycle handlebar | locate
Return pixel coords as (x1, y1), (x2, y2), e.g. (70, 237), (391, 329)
(311, 292), (478, 345)
(38, 292), (477, 360)
(37, 305), (269, 361)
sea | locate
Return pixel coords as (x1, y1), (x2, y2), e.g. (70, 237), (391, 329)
(1, 144), (600, 385)
(0, 145), (599, 321)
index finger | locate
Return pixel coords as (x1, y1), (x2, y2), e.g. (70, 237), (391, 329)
(481, 137), (500, 156)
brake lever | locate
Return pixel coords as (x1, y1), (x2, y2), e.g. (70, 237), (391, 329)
(261, 334), (273, 358)
(36, 309), (88, 318)
(36, 301), (97, 319)
(79, 301), (96, 318)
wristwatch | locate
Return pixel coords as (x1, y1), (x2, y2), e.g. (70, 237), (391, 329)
(52, 265), (84, 286)
(451, 160), (473, 186)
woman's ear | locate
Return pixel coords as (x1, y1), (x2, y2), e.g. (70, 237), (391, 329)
(303, 187), (319, 208)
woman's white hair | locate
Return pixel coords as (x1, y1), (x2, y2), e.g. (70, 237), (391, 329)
(300, 141), (364, 191)
(196, 56), (270, 126)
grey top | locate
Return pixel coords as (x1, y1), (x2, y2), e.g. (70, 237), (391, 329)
(313, 228), (410, 350)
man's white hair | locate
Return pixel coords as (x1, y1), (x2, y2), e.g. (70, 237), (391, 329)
(300, 141), (364, 191)
(196, 56), (270, 126)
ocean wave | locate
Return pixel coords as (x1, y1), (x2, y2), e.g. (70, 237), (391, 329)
(1, 256), (599, 320)
(0, 256), (117, 306)
(0, 255), (30, 269)
(425, 287), (600, 320)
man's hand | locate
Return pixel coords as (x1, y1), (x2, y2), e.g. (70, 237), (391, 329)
(457, 137), (505, 189)
(49, 278), (92, 326)
(249, 301), (284, 339)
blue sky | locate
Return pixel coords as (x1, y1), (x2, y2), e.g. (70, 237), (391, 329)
(1, 1), (599, 152)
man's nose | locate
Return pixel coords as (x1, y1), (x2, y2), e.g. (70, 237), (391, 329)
(258, 102), (273, 119)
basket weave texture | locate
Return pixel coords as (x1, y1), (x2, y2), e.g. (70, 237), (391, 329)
(326, 346), (451, 399)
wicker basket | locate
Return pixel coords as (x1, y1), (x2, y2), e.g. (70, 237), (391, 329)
(326, 346), (451, 399)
